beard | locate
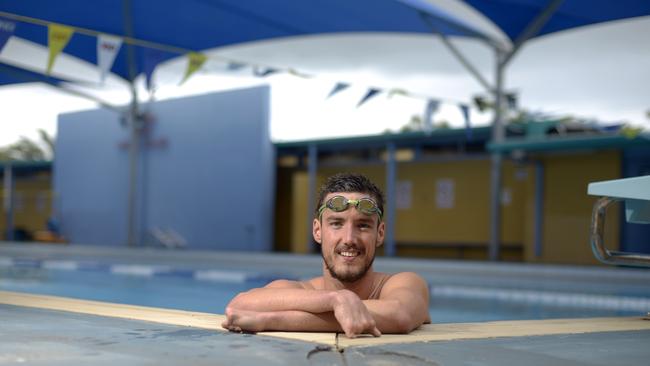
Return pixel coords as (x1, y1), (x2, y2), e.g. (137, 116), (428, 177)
(322, 244), (375, 283)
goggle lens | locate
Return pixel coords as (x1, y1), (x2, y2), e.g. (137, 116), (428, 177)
(318, 195), (382, 219)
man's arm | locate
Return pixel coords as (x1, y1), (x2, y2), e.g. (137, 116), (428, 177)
(226, 279), (337, 313)
(222, 273), (430, 336)
(362, 272), (430, 334)
(223, 279), (380, 337)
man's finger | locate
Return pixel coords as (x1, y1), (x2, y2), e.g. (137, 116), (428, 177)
(370, 326), (381, 337)
(221, 320), (229, 329)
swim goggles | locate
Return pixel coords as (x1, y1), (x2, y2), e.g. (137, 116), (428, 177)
(318, 195), (383, 220)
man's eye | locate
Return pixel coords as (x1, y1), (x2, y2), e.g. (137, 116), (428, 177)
(330, 221), (343, 228)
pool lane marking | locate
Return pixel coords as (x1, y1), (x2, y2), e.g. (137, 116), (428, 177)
(430, 285), (650, 312)
(0, 290), (337, 346)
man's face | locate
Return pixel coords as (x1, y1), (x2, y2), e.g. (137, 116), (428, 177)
(313, 192), (385, 283)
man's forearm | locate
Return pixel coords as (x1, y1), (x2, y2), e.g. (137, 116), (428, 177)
(262, 310), (342, 332)
(228, 288), (337, 313)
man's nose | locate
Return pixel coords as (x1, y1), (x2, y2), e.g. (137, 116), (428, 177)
(342, 223), (358, 244)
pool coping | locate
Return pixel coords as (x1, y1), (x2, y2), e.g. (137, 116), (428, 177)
(3, 290), (650, 351)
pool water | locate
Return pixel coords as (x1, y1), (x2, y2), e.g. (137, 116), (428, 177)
(1, 266), (646, 324)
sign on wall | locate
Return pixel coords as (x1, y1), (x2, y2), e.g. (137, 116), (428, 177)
(435, 178), (455, 209)
(396, 180), (412, 210)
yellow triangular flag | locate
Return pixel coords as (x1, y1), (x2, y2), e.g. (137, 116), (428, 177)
(47, 23), (74, 74)
(180, 52), (207, 85)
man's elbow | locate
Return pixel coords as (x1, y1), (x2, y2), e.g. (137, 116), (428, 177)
(391, 312), (422, 334)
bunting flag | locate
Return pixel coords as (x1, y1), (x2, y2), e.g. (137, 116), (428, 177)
(387, 88), (409, 99)
(226, 62), (246, 71)
(253, 66), (278, 77)
(47, 23), (74, 74)
(179, 52), (207, 85)
(97, 34), (122, 83)
(472, 95), (490, 112)
(0, 17), (16, 53)
(459, 104), (472, 139)
(423, 99), (440, 135)
(506, 92), (517, 110)
(327, 82), (350, 99)
(287, 68), (311, 78)
(143, 48), (165, 91)
(357, 88), (381, 107)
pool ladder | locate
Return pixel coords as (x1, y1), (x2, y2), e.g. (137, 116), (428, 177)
(589, 176), (650, 268)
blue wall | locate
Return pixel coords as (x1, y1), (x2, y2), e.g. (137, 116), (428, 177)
(54, 86), (275, 251)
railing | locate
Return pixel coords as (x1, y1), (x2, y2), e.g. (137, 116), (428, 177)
(590, 196), (650, 268)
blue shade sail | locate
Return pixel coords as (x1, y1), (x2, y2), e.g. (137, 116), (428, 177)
(0, 0), (489, 83)
(462, 0), (650, 43)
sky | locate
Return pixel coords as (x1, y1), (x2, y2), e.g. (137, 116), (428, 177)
(0, 4), (649, 148)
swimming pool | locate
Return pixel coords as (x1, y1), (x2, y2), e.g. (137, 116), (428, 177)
(1, 244), (649, 324)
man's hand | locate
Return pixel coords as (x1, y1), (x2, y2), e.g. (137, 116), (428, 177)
(221, 307), (268, 333)
(332, 289), (381, 338)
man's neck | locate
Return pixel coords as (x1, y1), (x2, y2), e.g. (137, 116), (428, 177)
(321, 267), (376, 300)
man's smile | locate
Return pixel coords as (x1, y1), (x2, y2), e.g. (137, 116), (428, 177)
(335, 246), (363, 262)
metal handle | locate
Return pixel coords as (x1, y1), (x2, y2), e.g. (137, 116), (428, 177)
(590, 197), (650, 267)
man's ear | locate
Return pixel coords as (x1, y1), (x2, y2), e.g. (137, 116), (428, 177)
(313, 218), (322, 244)
(376, 220), (385, 248)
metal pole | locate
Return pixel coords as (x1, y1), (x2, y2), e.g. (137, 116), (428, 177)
(3, 163), (14, 241)
(385, 142), (397, 256)
(126, 92), (140, 247)
(534, 161), (545, 258)
(123, 0), (140, 247)
(488, 49), (506, 261)
(306, 144), (318, 253)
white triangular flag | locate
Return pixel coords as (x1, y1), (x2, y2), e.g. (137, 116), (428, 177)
(97, 34), (122, 83)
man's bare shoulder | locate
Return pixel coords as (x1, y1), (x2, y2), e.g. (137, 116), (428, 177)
(264, 277), (324, 290)
(381, 272), (429, 293)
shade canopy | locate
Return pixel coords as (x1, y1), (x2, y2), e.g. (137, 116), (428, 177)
(463, 0), (650, 45)
(0, 62), (64, 86)
(0, 0), (489, 83)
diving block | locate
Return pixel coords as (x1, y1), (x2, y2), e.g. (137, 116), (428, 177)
(587, 175), (650, 267)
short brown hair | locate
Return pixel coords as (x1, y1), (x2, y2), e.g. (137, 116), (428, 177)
(315, 173), (384, 219)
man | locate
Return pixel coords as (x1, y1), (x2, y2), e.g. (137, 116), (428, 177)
(222, 173), (430, 338)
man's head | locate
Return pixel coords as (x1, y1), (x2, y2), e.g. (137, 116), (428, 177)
(313, 173), (385, 283)
(315, 173), (385, 220)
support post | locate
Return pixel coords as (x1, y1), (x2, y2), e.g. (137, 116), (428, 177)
(123, 0), (141, 247)
(488, 49), (507, 261)
(3, 163), (14, 241)
(126, 93), (140, 247)
(306, 144), (318, 253)
(385, 142), (397, 257)
(534, 161), (545, 258)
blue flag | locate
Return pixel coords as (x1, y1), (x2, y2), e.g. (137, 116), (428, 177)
(142, 48), (165, 91)
(327, 82), (350, 99)
(357, 88), (381, 107)
(253, 67), (278, 77)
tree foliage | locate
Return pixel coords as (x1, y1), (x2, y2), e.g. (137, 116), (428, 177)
(0, 129), (55, 161)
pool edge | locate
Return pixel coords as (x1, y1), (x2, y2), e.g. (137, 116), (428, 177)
(3, 290), (649, 350)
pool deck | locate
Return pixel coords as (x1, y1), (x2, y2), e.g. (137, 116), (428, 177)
(2, 291), (650, 365)
(2, 243), (650, 365)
